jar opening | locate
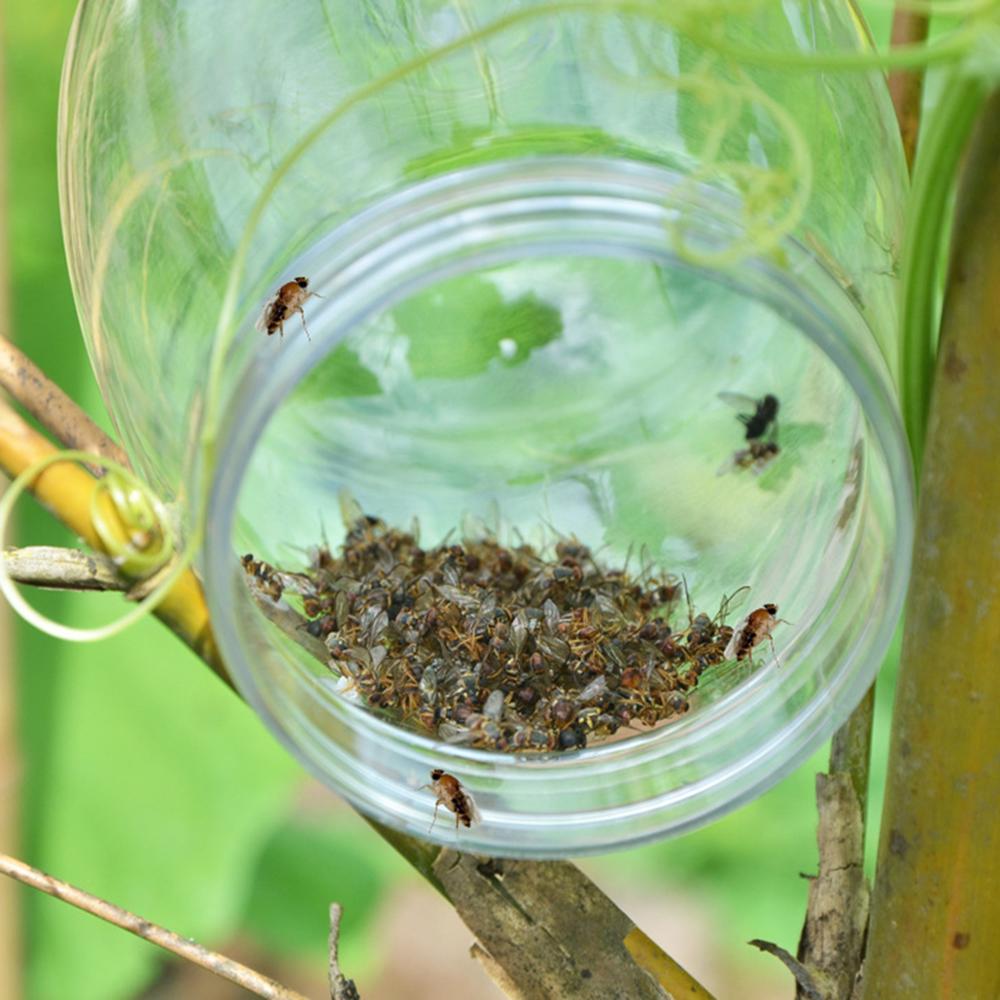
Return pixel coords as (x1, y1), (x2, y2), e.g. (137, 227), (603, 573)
(203, 156), (912, 856)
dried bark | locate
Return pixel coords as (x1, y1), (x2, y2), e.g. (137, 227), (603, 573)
(3, 545), (124, 591)
(435, 852), (680, 1000)
(796, 774), (868, 999)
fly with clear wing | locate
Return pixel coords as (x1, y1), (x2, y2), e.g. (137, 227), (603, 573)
(256, 276), (321, 340)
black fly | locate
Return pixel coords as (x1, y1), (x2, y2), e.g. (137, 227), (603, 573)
(734, 393), (779, 441)
(717, 392), (782, 476)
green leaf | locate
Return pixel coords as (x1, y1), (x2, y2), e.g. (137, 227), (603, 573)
(23, 614), (299, 1000)
(397, 274), (562, 380)
(242, 817), (407, 978)
(297, 342), (381, 401)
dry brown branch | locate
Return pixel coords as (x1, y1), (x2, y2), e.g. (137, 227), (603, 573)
(3, 545), (125, 591)
(0, 852), (311, 1000)
(328, 903), (360, 1000)
(435, 851), (704, 1000)
(828, 686), (875, 820)
(860, 89), (1000, 1000)
(0, 336), (130, 470)
(795, 773), (869, 1000)
(749, 939), (825, 1000)
(888, 9), (930, 168)
(790, 688), (875, 998)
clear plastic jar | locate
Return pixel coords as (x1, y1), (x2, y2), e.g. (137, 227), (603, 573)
(59, 1), (913, 855)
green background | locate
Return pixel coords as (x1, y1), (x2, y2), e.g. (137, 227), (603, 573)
(5, 4), (900, 997)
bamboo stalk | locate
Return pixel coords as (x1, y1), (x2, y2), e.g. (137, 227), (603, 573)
(860, 90), (1000, 1000)
(791, 9), (932, 990)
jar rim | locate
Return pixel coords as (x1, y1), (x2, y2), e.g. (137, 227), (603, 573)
(203, 155), (913, 855)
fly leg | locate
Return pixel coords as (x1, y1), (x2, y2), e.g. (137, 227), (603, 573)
(295, 307), (312, 341)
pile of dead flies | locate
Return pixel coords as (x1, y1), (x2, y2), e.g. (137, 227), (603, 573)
(243, 513), (738, 753)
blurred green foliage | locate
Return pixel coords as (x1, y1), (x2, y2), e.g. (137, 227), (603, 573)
(8, 5), (301, 999)
(5, 3), (900, 998)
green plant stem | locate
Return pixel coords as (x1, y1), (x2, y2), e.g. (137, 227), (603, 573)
(900, 71), (990, 468)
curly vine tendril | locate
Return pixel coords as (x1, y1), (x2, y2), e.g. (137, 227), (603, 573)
(0, 451), (195, 642)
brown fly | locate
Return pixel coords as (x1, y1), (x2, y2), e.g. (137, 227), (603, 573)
(428, 769), (480, 830)
(724, 603), (783, 663)
(256, 276), (319, 340)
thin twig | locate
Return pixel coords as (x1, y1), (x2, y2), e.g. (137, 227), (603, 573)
(0, 336), (130, 470)
(749, 939), (825, 1000)
(888, 9), (930, 168)
(0, 853), (311, 1000)
(3, 545), (125, 591)
(795, 773), (869, 1000)
(328, 903), (360, 1000)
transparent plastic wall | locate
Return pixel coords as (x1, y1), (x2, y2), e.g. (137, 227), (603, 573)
(60, 0), (913, 855)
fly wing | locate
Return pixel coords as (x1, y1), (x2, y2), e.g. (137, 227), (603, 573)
(717, 585), (750, 622)
(723, 614), (749, 660)
(463, 790), (482, 827)
(717, 447), (750, 476)
(718, 391), (758, 412)
(255, 295), (277, 333)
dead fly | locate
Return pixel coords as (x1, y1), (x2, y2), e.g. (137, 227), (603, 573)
(256, 276), (320, 340)
(240, 552), (315, 604)
(720, 392), (780, 442)
(718, 391), (781, 475)
(718, 439), (781, 477)
(724, 603), (784, 664)
(428, 769), (480, 830)
(246, 502), (759, 753)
